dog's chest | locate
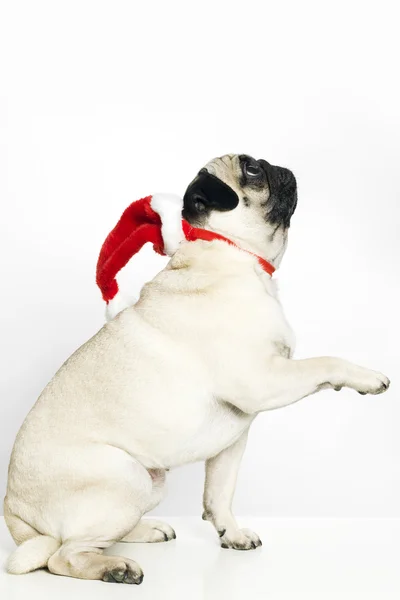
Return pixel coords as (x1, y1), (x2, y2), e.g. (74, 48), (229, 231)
(130, 394), (252, 469)
(163, 400), (253, 465)
(196, 276), (295, 374)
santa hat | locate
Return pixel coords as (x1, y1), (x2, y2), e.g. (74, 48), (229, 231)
(96, 194), (183, 320)
(96, 193), (275, 321)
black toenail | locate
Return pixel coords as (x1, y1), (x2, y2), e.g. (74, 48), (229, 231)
(221, 543), (228, 549)
(136, 573), (144, 585)
(172, 531), (176, 539)
(163, 532), (168, 541)
(218, 528), (226, 538)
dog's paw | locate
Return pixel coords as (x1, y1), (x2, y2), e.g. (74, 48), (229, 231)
(349, 368), (390, 396)
(145, 520), (176, 542)
(220, 528), (262, 551)
(102, 560), (143, 584)
(121, 519), (176, 543)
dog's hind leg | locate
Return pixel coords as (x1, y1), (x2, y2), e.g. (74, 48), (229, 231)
(47, 456), (155, 584)
(48, 538), (144, 584)
(4, 500), (40, 545)
(121, 518), (176, 543)
(48, 490), (144, 583)
(121, 468), (176, 543)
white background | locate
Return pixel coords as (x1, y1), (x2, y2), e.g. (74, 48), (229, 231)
(0, 0), (399, 519)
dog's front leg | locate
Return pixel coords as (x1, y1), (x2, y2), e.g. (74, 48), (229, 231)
(203, 430), (262, 550)
(233, 356), (390, 414)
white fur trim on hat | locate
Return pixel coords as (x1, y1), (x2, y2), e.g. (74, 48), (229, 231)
(150, 193), (184, 256)
(105, 292), (133, 321)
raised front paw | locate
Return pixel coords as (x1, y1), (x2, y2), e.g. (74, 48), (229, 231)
(219, 528), (262, 551)
(349, 368), (390, 396)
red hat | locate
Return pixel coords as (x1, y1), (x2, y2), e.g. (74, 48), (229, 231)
(96, 194), (185, 320)
(96, 193), (276, 321)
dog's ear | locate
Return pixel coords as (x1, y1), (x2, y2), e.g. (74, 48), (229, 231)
(183, 170), (239, 222)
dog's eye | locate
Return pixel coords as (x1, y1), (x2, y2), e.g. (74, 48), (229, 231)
(245, 163), (261, 177)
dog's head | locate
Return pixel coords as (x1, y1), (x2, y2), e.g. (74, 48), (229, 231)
(183, 154), (297, 266)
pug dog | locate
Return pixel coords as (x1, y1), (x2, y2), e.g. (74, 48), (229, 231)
(4, 154), (390, 585)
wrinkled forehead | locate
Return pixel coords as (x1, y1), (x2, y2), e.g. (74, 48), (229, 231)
(207, 154), (236, 164)
(202, 155), (242, 186)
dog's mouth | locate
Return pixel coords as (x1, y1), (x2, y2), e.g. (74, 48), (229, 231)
(256, 161), (297, 228)
(182, 169), (239, 223)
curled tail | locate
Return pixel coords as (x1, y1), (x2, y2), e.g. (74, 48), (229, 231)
(7, 535), (61, 574)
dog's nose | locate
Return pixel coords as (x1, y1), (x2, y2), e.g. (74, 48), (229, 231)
(182, 170), (239, 222)
(191, 191), (207, 204)
(190, 192), (208, 214)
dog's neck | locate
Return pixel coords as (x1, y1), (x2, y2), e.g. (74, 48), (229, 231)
(182, 221), (276, 277)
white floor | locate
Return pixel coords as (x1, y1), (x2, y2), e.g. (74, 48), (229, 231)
(0, 517), (399, 599)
